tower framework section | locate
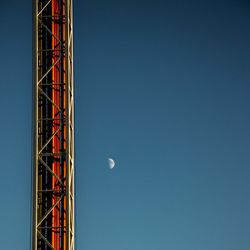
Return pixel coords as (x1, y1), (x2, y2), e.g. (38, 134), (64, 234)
(32, 0), (74, 249)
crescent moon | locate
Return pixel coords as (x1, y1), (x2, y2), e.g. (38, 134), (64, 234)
(108, 158), (115, 169)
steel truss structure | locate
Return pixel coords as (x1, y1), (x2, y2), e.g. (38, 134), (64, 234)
(32, 0), (74, 249)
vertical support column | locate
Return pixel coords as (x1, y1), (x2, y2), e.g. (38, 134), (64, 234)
(65, 0), (74, 249)
(32, 0), (38, 249)
(32, 1), (74, 249)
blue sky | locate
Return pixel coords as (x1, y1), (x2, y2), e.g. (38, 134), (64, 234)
(0, 0), (250, 249)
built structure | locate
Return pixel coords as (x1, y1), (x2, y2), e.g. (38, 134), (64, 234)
(32, 1), (74, 249)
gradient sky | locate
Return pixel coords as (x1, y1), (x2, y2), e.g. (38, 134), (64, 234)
(0, 0), (250, 249)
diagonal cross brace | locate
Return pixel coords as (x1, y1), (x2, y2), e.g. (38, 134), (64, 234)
(38, 156), (63, 185)
(37, 229), (55, 250)
(37, 0), (52, 17)
(37, 194), (64, 228)
(38, 126), (61, 154)
(38, 86), (63, 114)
